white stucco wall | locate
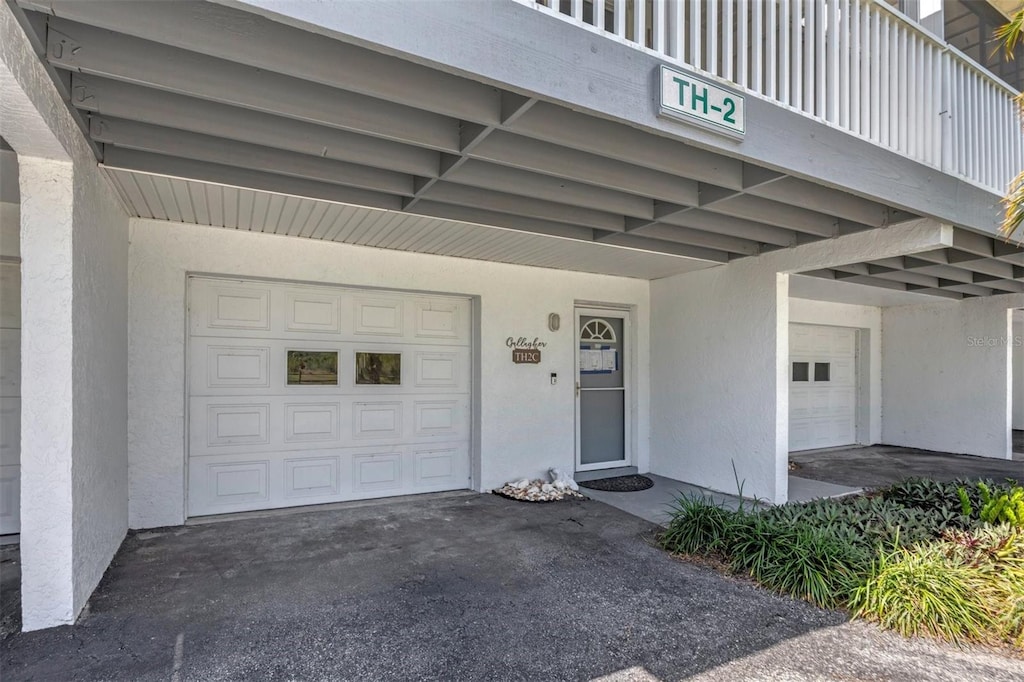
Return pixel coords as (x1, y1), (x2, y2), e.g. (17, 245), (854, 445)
(18, 158), (76, 628)
(650, 219), (950, 504)
(1014, 310), (1023, 431)
(127, 219), (650, 529)
(882, 295), (1024, 459)
(789, 298), (883, 445)
(3, 2), (129, 630)
(651, 262), (788, 503)
(70, 157), (129, 611)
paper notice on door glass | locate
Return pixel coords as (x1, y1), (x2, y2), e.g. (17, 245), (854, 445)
(601, 349), (617, 371)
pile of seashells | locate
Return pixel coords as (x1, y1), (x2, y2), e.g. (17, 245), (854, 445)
(494, 469), (586, 502)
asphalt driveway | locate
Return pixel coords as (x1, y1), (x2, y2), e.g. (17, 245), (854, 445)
(1, 493), (1020, 681)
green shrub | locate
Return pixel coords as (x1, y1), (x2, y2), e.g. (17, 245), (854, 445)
(659, 480), (1024, 648)
(977, 482), (1024, 528)
(852, 524), (1024, 648)
(849, 543), (991, 643)
(659, 495), (743, 555)
(728, 514), (869, 609)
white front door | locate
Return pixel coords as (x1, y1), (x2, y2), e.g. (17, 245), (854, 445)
(575, 308), (630, 472)
(187, 277), (472, 517)
(789, 324), (858, 451)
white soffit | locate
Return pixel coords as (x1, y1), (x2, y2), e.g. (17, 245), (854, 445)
(104, 168), (716, 280)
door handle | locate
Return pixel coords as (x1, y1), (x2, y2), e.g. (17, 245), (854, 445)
(576, 381), (580, 397)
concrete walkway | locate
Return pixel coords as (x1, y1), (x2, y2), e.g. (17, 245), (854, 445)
(2, 493), (1020, 681)
(791, 444), (1023, 489)
(583, 474), (860, 527)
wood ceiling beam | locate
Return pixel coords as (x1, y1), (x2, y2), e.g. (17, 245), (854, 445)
(93, 117), (416, 197)
(46, 18), (461, 152)
(73, 75), (441, 178)
(469, 131), (699, 205)
(37, 2), (502, 124)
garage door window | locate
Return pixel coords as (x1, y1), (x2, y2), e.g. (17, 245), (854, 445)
(287, 350), (339, 386)
(814, 362), (831, 382)
(355, 352), (402, 385)
(792, 362), (809, 382)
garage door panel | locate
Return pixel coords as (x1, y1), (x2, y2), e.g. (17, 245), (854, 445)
(353, 296), (404, 336)
(191, 395), (469, 456)
(191, 338), (469, 396)
(0, 397), (19, 466)
(0, 464), (20, 532)
(284, 455), (340, 498)
(284, 402), (342, 443)
(188, 277), (471, 517)
(413, 299), (464, 339)
(188, 441), (470, 515)
(789, 324), (859, 452)
(352, 401), (403, 439)
(281, 289), (342, 334)
(195, 283), (272, 333)
(203, 344), (271, 389)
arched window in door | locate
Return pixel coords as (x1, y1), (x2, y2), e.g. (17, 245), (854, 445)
(580, 318), (617, 343)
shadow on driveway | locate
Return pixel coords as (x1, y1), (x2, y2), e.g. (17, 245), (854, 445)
(791, 444), (1023, 489)
(1, 493), (1020, 681)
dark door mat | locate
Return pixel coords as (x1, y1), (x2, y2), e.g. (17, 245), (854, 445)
(578, 475), (654, 492)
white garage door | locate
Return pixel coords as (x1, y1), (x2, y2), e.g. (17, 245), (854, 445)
(187, 277), (472, 517)
(789, 324), (857, 452)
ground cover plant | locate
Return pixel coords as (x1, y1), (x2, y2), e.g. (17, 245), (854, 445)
(659, 477), (1024, 649)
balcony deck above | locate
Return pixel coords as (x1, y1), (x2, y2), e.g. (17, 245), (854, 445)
(8, 0), (1023, 298)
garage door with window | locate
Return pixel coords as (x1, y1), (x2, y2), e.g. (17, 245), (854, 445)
(789, 324), (857, 452)
(187, 277), (471, 517)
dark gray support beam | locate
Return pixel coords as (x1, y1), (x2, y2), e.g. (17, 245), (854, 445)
(969, 275), (1024, 293)
(595, 233), (732, 263)
(35, 1), (503, 124)
(704, 194), (841, 238)
(406, 200), (596, 242)
(403, 96), (537, 210)
(101, 149), (403, 211)
(950, 229), (995, 258)
(443, 160), (654, 219)
(658, 209), (798, 247)
(422, 181), (625, 232)
(946, 250), (1018, 279)
(500, 92), (535, 125)
(902, 286), (967, 299)
(993, 239), (1024, 265)
(625, 223), (760, 256)
(508, 101), (745, 189)
(900, 263), (976, 284)
(469, 131), (699, 205)
(71, 74), (440, 177)
(865, 268), (942, 289)
(91, 117), (416, 196)
(46, 17), (461, 152)
(934, 281), (996, 296)
(746, 176), (902, 227)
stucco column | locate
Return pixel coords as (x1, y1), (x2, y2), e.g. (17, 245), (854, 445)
(18, 157), (77, 629)
(4, 2), (129, 631)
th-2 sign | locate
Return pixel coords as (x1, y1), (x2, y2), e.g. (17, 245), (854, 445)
(659, 65), (745, 137)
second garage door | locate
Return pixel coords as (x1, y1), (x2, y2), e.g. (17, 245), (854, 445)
(789, 324), (858, 452)
(187, 277), (472, 517)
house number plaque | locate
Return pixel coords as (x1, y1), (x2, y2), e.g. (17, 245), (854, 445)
(511, 348), (541, 364)
(507, 336), (546, 364)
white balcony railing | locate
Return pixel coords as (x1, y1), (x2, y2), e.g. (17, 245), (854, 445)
(520, 0), (1024, 196)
